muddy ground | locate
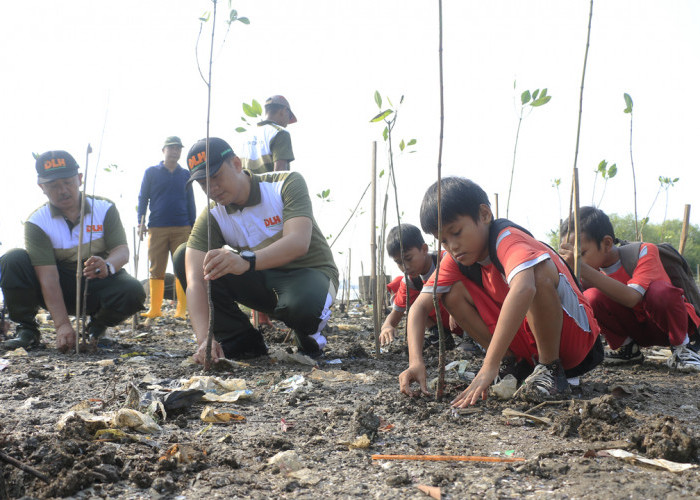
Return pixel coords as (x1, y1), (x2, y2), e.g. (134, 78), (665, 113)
(1, 300), (699, 499)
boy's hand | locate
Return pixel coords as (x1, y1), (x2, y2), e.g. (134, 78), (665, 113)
(558, 242), (575, 268)
(399, 363), (430, 397)
(380, 325), (397, 346)
(449, 315), (458, 332)
(451, 365), (498, 407)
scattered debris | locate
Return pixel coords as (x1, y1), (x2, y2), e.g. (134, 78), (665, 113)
(6, 347), (28, 357)
(416, 484), (441, 499)
(308, 367), (373, 383)
(600, 449), (698, 473)
(502, 408), (552, 426)
(200, 406), (246, 424)
(181, 376), (252, 402)
(269, 347), (317, 366)
(112, 408), (161, 434)
(490, 374), (518, 400)
(268, 450), (303, 472)
(273, 375), (308, 393)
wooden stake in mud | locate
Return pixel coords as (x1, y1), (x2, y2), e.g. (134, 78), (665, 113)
(131, 214), (146, 332)
(494, 193), (499, 219)
(346, 247), (352, 311)
(568, 0), (594, 278)
(372, 454), (525, 463)
(370, 141), (380, 355)
(434, 0), (447, 399)
(75, 143), (93, 353)
(679, 204), (691, 256)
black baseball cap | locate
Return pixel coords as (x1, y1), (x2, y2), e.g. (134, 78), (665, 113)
(36, 151), (80, 184)
(186, 137), (235, 186)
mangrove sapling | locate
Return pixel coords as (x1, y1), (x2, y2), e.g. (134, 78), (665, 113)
(370, 91), (417, 335)
(551, 178), (562, 247)
(641, 175), (679, 241)
(591, 159), (617, 208)
(623, 92), (640, 239)
(195, 1), (249, 368)
(506, 86), (552, 218)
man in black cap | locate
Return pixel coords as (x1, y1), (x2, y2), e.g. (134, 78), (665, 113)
(0, 151), (145, 351)
(173, 137), (338, 366)
(137, 136), (195, 319)
(241, 95), (297, 174)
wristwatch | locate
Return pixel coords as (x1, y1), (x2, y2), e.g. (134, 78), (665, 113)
(240, 250), (256, 273)
(105, 261), (116, 276)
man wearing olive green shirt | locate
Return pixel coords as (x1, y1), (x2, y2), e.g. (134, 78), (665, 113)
(174, 137), (337, 367)
(0, 150), (145, 352)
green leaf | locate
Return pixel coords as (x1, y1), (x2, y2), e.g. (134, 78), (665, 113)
(407, 139), (417, 146)
(370, 109), (393, 123)
(608, 164), (617, 178)
(623, 93), (633, 113)
(532, 89), (540, 101)
(674, 177), (679, 183)
(399, 139), (405, 151)
(238, 17), (250, 24)
(199, 11), (210, 22)
(229, 9), (237, 20)
(530, 95), (551, 107)
(540, 88), (548, 98)
(382, 127), (388, 141)
(251, 99), (262, 115)
(323, 189), (330, 198)
(387, 96), (394, 108)
(597, 160), (607, 173)
(235, 127), (247, 133)
(32, 152), (39, 159)
(399, 95), (405, 104)
(521, 90), (531, 105)
(242, 103), (257, 118)
(374, 91), (382, 109)
(379, 170), (385, 178)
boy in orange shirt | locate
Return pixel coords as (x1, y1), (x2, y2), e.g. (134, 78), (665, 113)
(559, 206), (700, 371)
(398, 177), (601, 404)
(379, 224), (460, 349)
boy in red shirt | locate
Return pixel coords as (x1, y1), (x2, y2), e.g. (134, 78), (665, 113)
(379, 224), (459, 349)
(559, 206), (700, 371)
(398, 177), (601, 404)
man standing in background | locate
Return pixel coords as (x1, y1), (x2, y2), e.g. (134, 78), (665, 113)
(241, 95), (296, 174)
(138, 136), (196, 319)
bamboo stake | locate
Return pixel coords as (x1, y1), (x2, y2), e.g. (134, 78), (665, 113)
(371, 454), (525, 463)
(132, 214), (145, 332)
(346, 247), (352, 312)
(75, 144), (93, 352)
(679, 204), (691, 256)
(434, 0), (447, 399)
(370, 141), (380, 355)
(494, 193), (499, 219)
(0, 450), (50, 483)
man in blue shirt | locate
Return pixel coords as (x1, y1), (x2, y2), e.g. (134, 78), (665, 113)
(137, 136), (196, 318)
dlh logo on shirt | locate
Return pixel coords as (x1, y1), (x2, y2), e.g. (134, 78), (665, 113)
(264, 215), (282, 228)
(86, 224), (104, 233)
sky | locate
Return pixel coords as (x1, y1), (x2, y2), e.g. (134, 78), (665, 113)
(1, 0), (699, 289)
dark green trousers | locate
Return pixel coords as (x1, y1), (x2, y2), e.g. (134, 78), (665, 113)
(173, 243), (331, 344)
(0, 248), (145, 328)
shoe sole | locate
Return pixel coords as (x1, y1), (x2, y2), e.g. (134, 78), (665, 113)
(603, 355), (644, 365)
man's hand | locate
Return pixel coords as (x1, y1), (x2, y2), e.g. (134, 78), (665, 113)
(451, 365), (499, 407)
(399, 363), (430, 397)
(137, 223), (147, 241)
(203, 249), (250, 280)
(192, 339), (225, 369)
(83, 256), (108, 279)
(56, 323), (77, 353)
(379, 325), (397, 346)
(558, 242), (576, 269)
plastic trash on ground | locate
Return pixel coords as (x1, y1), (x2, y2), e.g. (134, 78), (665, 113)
(112, 408), (161, 434)
(269, 347), (317, 366)
(180, 376), (252, 402)
(272, 375), (308, 393)
(200, 405), (246, 423)
(490, 374), (518, 400)
(308, 367), (373, 384)
(56, 411), (111, 433)
(268, 450), (303, 472)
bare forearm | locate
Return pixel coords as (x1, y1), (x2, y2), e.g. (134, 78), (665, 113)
(186, 281), (211, 344)
(383, 309), (403, 329)
(485, 276), (535, 369)
(580, 263), (642, 308)
(105, 244), (129, 271)
(406, 294), (435, 366)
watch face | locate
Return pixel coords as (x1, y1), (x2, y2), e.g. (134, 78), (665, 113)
(240, 250), (255, 259)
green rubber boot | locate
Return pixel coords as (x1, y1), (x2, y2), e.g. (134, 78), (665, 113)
(2, 324), (40, 350)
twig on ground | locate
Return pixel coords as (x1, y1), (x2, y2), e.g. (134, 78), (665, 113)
(0, 450), (50, 483)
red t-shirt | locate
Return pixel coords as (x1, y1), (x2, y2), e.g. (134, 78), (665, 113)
(602, 242), (700, 325)
(424, 227), (598, 337)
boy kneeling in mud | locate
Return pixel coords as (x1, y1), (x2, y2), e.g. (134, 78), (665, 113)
(399, 177), (602, 404)
(380, 223), (461, 350)
(559, 206), (700, 372)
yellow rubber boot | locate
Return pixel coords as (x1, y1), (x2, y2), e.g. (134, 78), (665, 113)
(174, 278), (187, 318)
(141, 279), (164, 318)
